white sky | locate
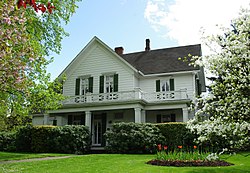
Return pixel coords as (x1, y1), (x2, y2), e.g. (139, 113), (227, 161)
(47, 0), (249, 79)
(144, 0), (249, 54)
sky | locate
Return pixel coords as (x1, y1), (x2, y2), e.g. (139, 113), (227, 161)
(47, 0), (249, 80)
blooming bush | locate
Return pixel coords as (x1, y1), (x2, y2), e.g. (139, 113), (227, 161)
(186, 8), (250, 153)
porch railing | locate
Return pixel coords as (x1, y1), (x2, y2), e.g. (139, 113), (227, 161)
(62, 89), (188, 105)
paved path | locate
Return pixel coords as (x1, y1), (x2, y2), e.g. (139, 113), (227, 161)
(0, 156), (72, 164)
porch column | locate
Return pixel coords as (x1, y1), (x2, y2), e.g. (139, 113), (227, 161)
(141, 110), (146, 123)
(182, 107), (189, 122)
(134, 108), (142, 123)
(85, 111), (92, 129)
(44, 114), (49, 125)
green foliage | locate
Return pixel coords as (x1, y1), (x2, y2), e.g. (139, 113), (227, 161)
(0, 132), (16, 152)
(105, 122), (164, 153)
(15, 125), (91, 154)
(16, 125), (32, 152)
(30, 126), (56, 153)
(0, 0), (80, 125)
(187, 8), (250, 153)
(53, 125), (91, 154)
(156, 123), (196, 147)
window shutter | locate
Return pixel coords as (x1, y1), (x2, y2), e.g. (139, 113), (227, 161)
(75, 78), (80, 95)
(101, 113), (107, 147)
(99, 76), (104, 93)
(68, 115), (72, 125)
(170, 78), (175, 91)
(156, 80), (160, 92)
(80, 114), (85, 125)
(171, 114), (176, 122)
(156, 114), (161, 123)
(88, 77), (93, 93)
(114, 74), (118, 92)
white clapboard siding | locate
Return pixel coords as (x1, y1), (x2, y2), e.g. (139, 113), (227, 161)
(139, 73), (195, 100)
(63, 44), (135, 96)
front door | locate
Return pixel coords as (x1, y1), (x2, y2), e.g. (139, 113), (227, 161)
(92, 114), (107, 146)
(92, 119), (102, 146)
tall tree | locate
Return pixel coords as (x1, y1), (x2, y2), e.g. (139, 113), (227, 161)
(0, 0), (81, 131)
(187, 8), (250, 152)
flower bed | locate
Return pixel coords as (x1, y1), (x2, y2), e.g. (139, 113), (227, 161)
(146, 159), (233, 167)
(146, 144), (233, 167)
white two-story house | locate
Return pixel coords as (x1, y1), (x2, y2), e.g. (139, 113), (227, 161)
(32, 36), (206, 147)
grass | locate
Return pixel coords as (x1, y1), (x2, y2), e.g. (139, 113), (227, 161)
(0, 152), (250, 173)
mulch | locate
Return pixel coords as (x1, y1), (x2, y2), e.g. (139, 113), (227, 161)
(146, 159), (234, 167)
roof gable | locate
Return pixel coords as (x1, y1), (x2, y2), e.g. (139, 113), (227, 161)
(58, 36), (138, 79)
(121, 44), (201, 75)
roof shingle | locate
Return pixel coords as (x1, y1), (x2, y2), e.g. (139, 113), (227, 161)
(121, 44), (201, 75)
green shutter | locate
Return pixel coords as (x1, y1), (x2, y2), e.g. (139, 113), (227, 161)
(68, 115), (72, 125)
(88, 77), (93, 93)
(170, 79), (175, 91)
(171, 114), (176, 122)
(156, 80), (160, 92)
(156, 114), (161, 123)
(80, 114), (85, 125)
(101, 113), (107, 147)
(99, 76), (104, 93)
(114, 74), (118, 92)
(75, 78), (80, 95)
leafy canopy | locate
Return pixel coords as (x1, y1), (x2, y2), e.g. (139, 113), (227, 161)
(0, 0), (81, 131)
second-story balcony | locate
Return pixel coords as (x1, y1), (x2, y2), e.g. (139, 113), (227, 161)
(62, 89), (189, 106)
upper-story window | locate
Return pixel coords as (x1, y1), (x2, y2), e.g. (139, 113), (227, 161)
(81, 78), (89, 95)
(156, 78), (175, 92)
(99, 74), (118, 93)
(105, 75), (114, 93)
(75, 76), (93, 95)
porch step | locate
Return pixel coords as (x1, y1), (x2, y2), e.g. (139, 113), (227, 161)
(90, 147), (106, 154)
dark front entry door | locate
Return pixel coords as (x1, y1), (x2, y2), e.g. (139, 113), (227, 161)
(92, 113), (106, 146)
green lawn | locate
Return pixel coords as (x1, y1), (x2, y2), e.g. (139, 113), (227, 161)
(0, 152), (250, 173)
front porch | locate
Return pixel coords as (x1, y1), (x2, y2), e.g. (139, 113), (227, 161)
(35, 104), (191, 147)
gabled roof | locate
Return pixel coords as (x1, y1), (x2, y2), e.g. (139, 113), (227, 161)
(121, 44), (201, 75)
(58, 36), (138, 79)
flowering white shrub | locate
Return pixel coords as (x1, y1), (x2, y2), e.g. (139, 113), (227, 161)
(187, 7), (250, 153)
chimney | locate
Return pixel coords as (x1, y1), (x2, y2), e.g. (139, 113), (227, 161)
(145, 39), (150, 51)
(114, 47), (124, 55)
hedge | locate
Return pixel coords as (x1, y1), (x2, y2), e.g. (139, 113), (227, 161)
(156, 122), (196, 149)
(104, 122), (164, 153)
(105, 122), (196, 153)
(14, 125), (91, 154)
(0, 132), (16, 152)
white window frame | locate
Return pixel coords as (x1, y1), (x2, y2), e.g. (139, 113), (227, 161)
(105, 75), (114, 93)
(80, 78), (89, 95)
(161, 80), (170, 92)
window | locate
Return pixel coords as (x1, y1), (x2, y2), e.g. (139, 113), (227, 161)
(161, 80), (170, 91)
(156, 78), (174, 92)
(99, 74), (118, 93)
(81, 78), (89, 95)
(105, 75), (114, 93)
(157, 114), (176, 123)
(68, 115), (85, 125)
(75, 77), (93, 95)
(114, 112), (123, 119)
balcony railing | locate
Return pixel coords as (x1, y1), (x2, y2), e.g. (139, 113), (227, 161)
(62, 89), (189, 105)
